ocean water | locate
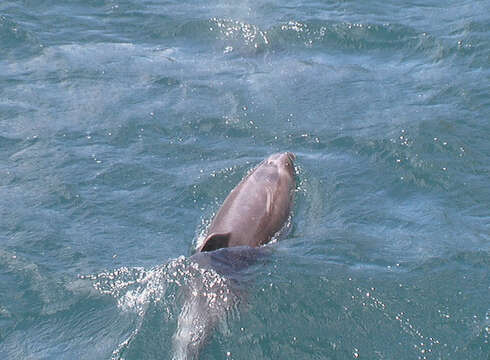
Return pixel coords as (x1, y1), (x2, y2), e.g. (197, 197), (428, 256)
(0, 0), (489, 359)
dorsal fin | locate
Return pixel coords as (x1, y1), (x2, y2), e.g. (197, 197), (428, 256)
(200, 232), (231, 252)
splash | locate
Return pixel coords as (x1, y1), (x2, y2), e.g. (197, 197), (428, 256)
(87, 255), (239, 359)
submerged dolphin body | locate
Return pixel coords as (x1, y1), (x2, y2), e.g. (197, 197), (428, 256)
(172, 153), (296, 360)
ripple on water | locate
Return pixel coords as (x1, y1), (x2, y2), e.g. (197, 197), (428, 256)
(0, 15), (40, 57)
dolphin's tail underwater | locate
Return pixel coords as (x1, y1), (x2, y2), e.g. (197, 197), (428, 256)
(171, 253), (240, 360)
(172, 290), (221, 360)
(172, 293), (209, 360)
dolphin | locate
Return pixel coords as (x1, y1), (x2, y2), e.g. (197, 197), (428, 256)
(172, 152), (296, 360)
(198, 152), (296, 252)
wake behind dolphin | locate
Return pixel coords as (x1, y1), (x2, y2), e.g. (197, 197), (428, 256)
(173, 152), (296, 359)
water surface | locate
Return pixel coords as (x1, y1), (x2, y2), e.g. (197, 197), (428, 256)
(0, 0), (489, 359)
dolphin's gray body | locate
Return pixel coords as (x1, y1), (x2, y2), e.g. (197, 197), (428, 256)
(198, 152), (296, 252)
(172, 153), (296, 360)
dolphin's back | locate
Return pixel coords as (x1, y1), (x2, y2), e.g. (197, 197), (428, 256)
(199, 153), (295, 252)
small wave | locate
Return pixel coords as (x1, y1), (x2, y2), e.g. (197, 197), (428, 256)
(0, 15), (40, 58)
(410, 249), (490, 273)
(269, 20), (424, 51)
(171, 17), (442, 58)
(0, 250), (76, 317)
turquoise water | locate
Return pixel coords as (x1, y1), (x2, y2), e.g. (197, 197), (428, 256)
(1, 0), (489, 359)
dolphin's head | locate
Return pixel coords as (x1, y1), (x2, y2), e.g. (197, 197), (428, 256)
(265, 152), (296, 178)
